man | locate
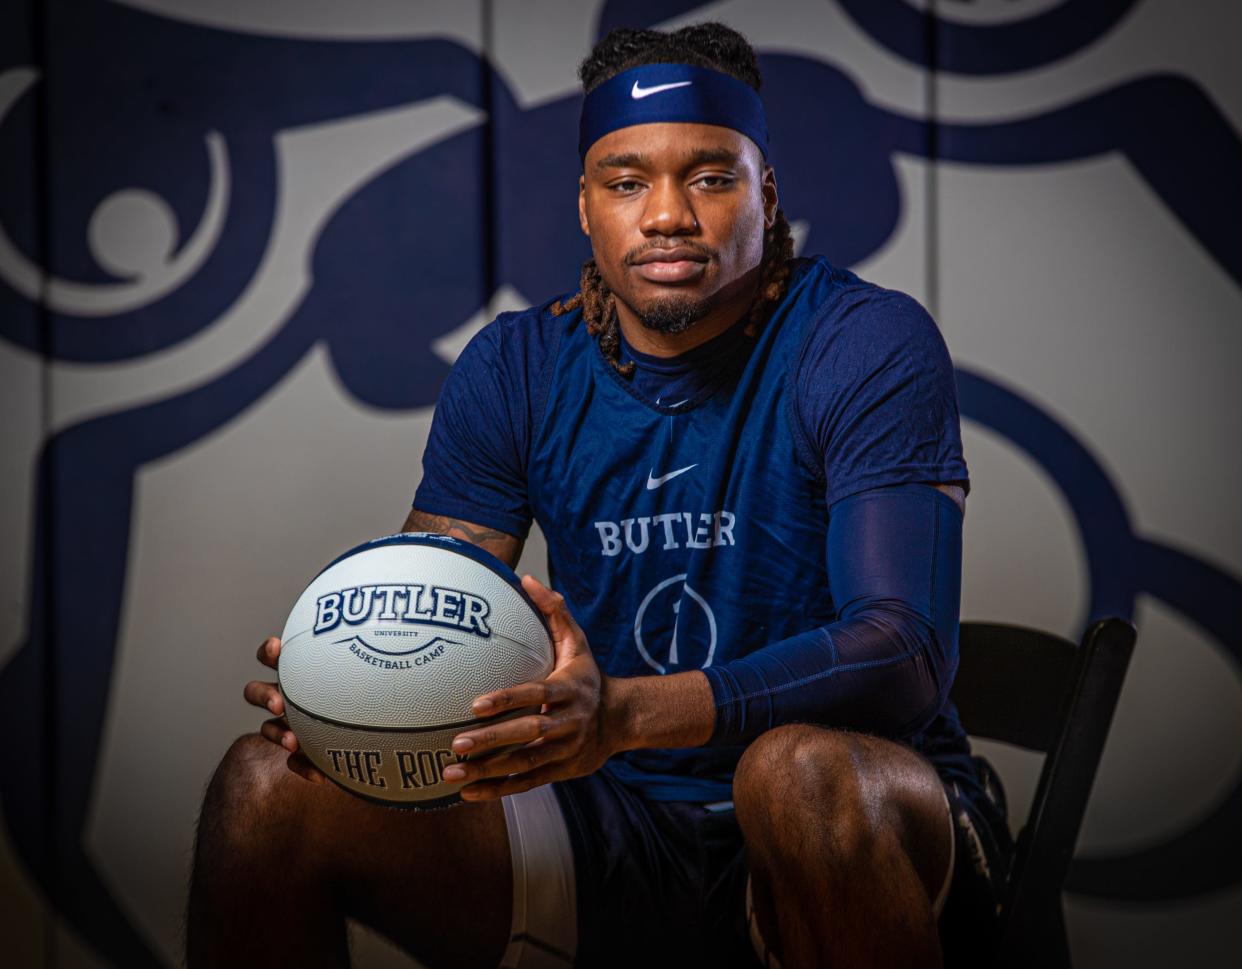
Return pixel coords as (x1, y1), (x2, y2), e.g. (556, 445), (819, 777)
(188, 23), (1011, 969)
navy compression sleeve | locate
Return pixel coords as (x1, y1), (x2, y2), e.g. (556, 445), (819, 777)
(702, 483), (962, 745)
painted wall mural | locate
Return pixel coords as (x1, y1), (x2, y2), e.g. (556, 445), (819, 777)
(1, 1), (1238, 965)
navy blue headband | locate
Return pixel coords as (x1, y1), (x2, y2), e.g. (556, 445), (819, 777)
(578, 63), (769, 164)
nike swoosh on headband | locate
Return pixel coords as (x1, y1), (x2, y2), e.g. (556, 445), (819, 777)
(646, 464), (698, 490)
(631, 80), (694, 99)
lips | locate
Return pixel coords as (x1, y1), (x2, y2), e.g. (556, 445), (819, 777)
(630, 246), (710, 284)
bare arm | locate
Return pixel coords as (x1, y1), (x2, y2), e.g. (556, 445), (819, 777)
(932, 482), (965, 514)
(401, 507), (524, 568)
(605, 671), (716, 749)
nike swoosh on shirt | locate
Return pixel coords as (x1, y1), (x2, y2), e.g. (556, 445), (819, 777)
(646, 464), (697, 490)
(631, 80), (693, 99)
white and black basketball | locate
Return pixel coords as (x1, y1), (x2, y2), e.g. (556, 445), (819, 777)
(278, 532), (553, 807)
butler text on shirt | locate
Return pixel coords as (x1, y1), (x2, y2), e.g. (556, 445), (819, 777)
(594, 511), (736, 556)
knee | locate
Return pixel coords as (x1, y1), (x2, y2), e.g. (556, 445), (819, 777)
(734, 724), (867, 815)
(198, 734), (297, 853)
(734, 725), (878, 865)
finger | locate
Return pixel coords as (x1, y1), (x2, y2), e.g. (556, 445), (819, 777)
(520, 576), (582, 636)
(260, 717), (298, 753)
(458, 763), (563, 801)
(243, 680), (284, 715)
(452, 712), (568, 757)
(285, 750), (327, 784)
(470, 680), (567, 717)
(520, 576), (587, 662)
(520, 574), (572, 623)
(445, 739), (564, 786)
(256, 636), (282, 670)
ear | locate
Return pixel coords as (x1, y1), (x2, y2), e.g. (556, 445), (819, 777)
(578, 174), (590, 237)
(762, 165), (779, 230)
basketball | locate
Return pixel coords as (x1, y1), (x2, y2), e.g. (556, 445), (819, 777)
(277, 532), (554, 807)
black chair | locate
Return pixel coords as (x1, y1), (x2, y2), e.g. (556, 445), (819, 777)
(951, 617), (1136, 969)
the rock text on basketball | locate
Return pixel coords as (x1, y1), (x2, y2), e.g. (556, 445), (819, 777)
(321, 748), (466, 791)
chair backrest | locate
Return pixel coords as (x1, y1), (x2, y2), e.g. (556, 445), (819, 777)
(952, 617), (1136, 966)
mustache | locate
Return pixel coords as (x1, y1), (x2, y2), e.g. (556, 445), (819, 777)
(624, 240), (717, 264)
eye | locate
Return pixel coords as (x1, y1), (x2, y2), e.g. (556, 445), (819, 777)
(693, 174), (735, 190)
(609, 178), (644, 194)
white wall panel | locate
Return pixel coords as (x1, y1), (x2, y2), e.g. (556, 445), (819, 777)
(2, 1), (1238, 965)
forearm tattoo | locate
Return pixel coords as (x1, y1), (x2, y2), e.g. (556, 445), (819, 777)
(401, 509), (523, 567)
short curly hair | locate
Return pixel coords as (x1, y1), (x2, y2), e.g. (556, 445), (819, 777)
(578, 22), (763, 93)
(552, 24), (794, 373)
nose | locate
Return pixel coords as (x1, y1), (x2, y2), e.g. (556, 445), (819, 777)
(639, 176), (699, 237)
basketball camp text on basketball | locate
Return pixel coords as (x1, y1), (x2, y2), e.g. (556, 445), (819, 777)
(313, 584), (492, 637)
(336, 635), (452, 670)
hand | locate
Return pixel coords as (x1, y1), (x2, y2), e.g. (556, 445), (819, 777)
(444, 576), (619, 800)
(242, 636), (325, 783)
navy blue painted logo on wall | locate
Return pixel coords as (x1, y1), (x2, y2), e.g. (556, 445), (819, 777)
(1, 1), (1239, 964)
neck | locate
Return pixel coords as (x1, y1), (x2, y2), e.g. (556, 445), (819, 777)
(615, 264), (762, 358)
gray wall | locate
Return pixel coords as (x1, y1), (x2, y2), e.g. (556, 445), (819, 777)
(1, 1), (1238, 965)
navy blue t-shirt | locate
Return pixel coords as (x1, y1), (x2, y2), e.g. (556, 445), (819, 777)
(414, 257), (973, 800)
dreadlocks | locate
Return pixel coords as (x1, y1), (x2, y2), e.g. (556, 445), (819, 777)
(550, 23), (797, 373)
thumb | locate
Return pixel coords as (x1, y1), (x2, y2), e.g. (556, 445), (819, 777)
(521, 574), (588, 662)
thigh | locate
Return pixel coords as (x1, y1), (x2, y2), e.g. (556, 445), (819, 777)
(218, 733), (514, 967)
(851, 732), (957, 902)
(330, 795), (512, 965)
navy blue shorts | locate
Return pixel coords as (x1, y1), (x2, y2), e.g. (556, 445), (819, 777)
(551, 755), (1013, 967)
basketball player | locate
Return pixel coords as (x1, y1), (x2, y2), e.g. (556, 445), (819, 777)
(187, 24), (1011, 969)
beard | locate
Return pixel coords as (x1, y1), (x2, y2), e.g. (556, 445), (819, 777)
(636, 293), (713, 334)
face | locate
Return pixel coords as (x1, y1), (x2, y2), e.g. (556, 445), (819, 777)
(579, 122), (778, 335)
